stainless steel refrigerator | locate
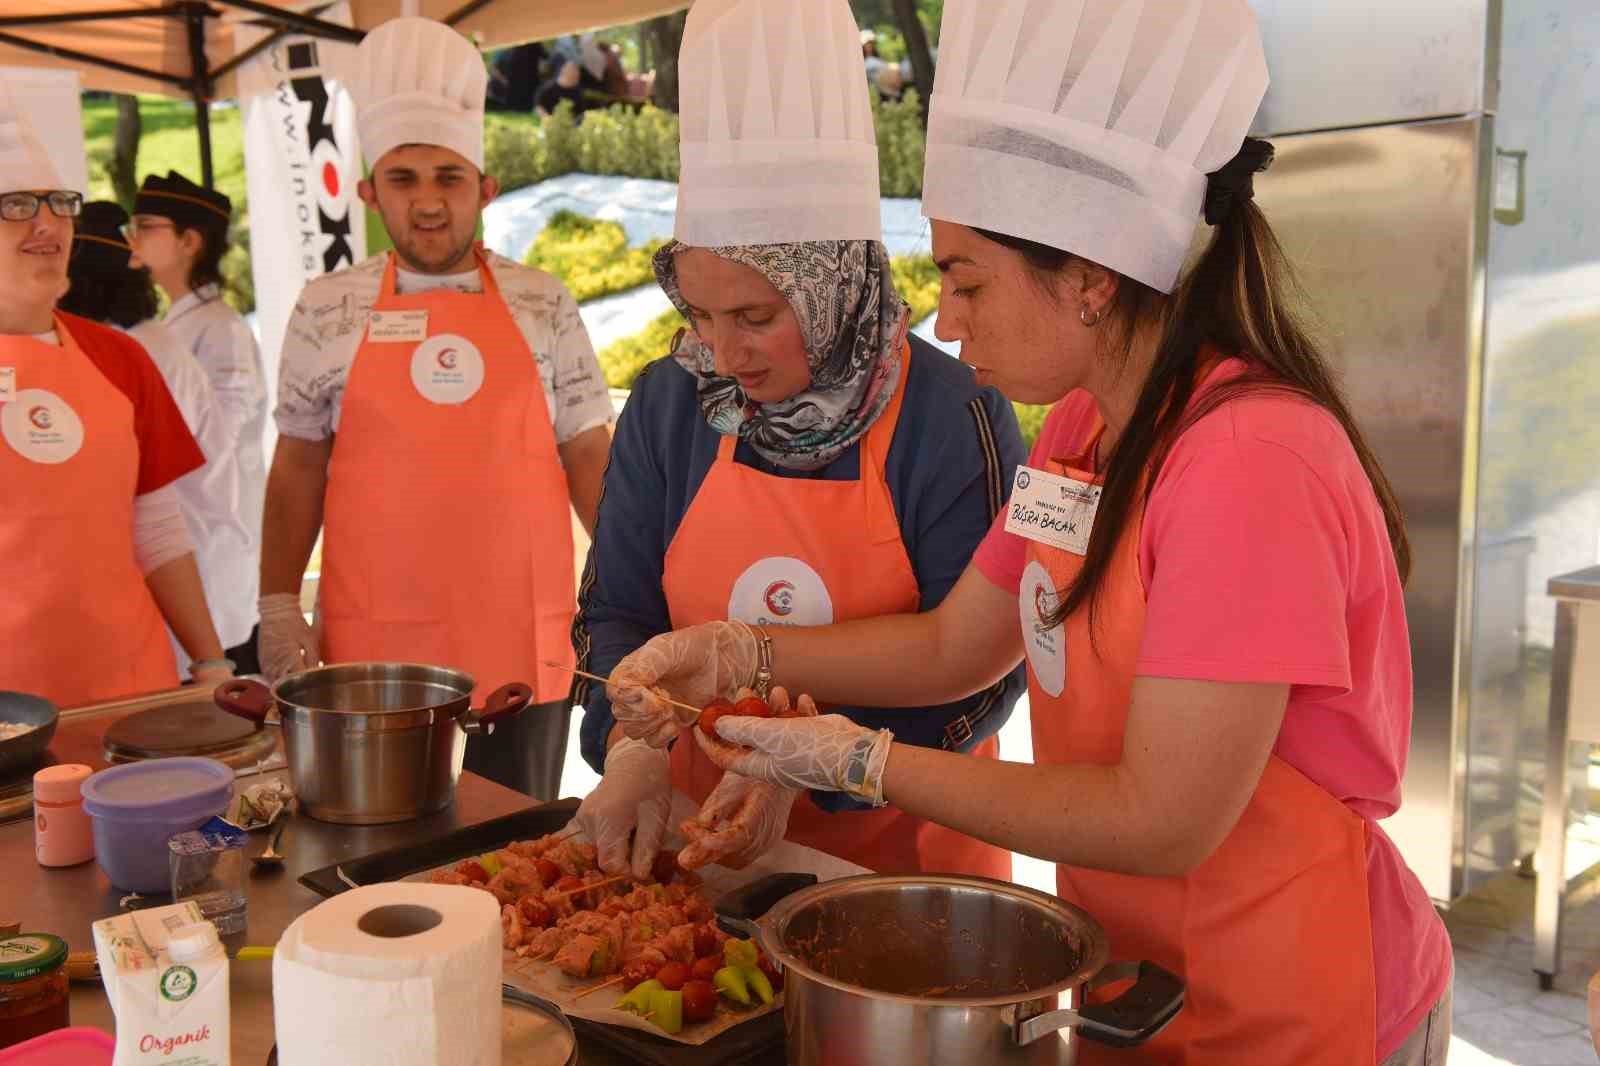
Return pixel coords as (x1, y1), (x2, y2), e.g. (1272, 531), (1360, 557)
(1246, 0), (1600, 902)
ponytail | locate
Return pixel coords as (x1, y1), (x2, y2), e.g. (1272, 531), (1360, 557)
(979, 182), (1411, 634)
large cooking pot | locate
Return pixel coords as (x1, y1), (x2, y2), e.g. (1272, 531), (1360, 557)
(717, 873), (1183, 1065)
(216, 664), (529, 825)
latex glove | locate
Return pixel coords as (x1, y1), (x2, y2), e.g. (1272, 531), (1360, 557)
(700, 704), (896, 807)
(608, 621), (760, 748)
(678, 774), (798, 871)
(258, 592), (319, 683)
(189, 660), (235, 686)
(678, 686), (808, 870)
(574, 738), (673, 880)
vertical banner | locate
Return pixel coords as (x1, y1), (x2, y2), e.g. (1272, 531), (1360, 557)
(0, 68), (87, 194)
(234, 7), (365, 457)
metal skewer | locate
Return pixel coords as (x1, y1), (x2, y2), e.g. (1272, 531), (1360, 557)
(541, 661), (703, 721)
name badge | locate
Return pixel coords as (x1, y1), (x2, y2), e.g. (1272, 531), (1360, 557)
(1003, 465), (1101, 556)
(0, 368), (14, 403)
(367, 310), (428, 343)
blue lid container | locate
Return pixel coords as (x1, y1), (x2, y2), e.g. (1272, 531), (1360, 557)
(81, 758), (233, 893)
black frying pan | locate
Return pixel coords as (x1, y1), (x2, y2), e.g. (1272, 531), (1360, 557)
(0, 690), (58, 780)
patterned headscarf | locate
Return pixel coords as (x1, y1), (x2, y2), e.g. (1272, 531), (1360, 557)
(653, 239), (909, 472)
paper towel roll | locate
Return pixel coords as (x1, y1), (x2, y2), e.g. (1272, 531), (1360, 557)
(273, 883), (502, 1066)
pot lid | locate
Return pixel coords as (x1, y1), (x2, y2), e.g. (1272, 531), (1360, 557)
(103, 700), (259, 758)
(80, 756), (233, 818)
(0, 933), (67, 982)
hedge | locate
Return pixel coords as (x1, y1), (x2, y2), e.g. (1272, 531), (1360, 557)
(525, 210), (665, 303)
(485, 94), (928, 199)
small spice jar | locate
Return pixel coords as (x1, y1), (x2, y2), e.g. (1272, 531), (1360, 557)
(0, 933), (70, 1049)
(33, 764), (94, 867)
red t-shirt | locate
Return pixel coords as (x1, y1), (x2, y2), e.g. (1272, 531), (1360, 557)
(57, 313), (203, 494)
(974, 359), (1450, 1058)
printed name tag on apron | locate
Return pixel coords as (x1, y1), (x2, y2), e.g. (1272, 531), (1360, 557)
(1, 388), (85, 464)
(1003, 466), (1101, 555)
(0, 367), (15, 403)
(367, 310), (429, 342)
(410, 334), (486, 405)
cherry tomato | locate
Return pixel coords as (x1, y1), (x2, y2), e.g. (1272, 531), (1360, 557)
(697, 707), (731, 739)
(622, 957), (659, 991)
(733, 696), (772, 719)
(554, 874), (587, 906)
(691, 956), (722, 982)
(518, 897), (553, 928)
(656, 961), (690, 991)
(681, 979), (717, 1023)
(458, 860), (488, 883)
(536, 858), (561, 886)
(692, 924), (720, 959)
(651, 850), (680, 885)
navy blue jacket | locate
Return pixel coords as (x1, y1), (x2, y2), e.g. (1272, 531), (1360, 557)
(574, 334), (1027, 812)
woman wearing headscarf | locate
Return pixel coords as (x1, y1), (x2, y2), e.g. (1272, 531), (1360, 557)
(571, 0), (1025, 882)
(605, 1), (1451, 1064)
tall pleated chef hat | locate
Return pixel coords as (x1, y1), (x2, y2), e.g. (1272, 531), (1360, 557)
(923, 0), (1269, 294)
(674, 0), (882, 246)
(348, 16), (487, 171)
(0, 75), (63, 193)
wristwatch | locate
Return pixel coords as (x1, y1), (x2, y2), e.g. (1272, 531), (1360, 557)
(751, 625), (775, 700)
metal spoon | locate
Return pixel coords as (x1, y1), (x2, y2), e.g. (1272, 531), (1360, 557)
(252, 819), (288, 870)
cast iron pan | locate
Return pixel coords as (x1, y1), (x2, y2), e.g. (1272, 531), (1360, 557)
(0, 690), (58, 780)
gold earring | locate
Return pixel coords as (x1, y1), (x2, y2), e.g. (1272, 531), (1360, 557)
(1079, 305), (1103, 327)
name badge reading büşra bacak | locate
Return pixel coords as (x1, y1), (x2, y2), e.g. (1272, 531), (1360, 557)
(1003, 466), (1101, 556)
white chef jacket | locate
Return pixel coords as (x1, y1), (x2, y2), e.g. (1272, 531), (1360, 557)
(160, 286), (268, 648)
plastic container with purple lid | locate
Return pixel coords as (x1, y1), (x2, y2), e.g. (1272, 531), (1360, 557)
(80, 758), (233, 893)
(0, 1027), (112, 1064)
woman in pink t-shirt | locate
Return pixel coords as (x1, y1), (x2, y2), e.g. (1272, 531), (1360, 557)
(603, 3), (1452, 1063)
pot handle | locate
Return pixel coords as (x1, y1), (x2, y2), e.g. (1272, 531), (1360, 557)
(460, 683), (534, 736)
(1013, 961), (1184, 1049)
(713, 872), (819, 939)
(215, 678), (273, 724)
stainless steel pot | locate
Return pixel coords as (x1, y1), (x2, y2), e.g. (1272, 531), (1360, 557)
(717, 873), (1183, 1066)
(215, 664), (530, 825)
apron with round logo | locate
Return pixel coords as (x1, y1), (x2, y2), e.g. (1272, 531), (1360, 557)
(321, 250), (576, 704)
(0, 317), (179, 704)
(1021, 410), (1377, 1065)
(661, 347), (1011, 879)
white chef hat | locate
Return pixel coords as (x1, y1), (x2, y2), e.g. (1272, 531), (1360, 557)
(0, 76), (63, 193)
(675, 0), (882, 247)
(349, 16), (487, 172)
(923, 0), (1269, 294)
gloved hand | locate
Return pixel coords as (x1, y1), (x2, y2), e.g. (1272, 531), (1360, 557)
(699, 703), (896, 807)
(189, 660), (236, 686)
(678, 687), (809, 871)
(608, 621), (760, 748)
(678, 774), (798, 871)
(573, 737), (673, 880)
(258, 592), (319, 683)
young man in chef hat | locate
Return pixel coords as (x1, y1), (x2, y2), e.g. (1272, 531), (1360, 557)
(259, 16), (614, 796)
(0, 81), (231, 705)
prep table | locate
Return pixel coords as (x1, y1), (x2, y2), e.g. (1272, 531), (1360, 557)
(0, 765), (775, 1065)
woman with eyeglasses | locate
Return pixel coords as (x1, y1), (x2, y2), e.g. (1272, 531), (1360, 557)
(0, 90), (233, 706)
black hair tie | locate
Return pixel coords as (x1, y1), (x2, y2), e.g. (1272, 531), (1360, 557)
(1203, 137), (1275, 226)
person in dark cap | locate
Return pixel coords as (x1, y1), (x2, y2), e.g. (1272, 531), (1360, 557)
(127, 170), (266, 676)
(62, 201), (251, 675)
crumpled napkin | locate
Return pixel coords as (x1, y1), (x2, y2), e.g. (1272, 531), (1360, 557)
(226, 778), (294, 830)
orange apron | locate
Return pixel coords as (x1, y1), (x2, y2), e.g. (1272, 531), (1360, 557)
(662, 348), (1010, 879)
(1019, 416), (1376, 1065)
(321, 251), (575, 703)
(0, 317), (178, 705)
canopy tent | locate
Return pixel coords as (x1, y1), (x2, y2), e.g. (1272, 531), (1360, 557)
(0, 0), (688, 183)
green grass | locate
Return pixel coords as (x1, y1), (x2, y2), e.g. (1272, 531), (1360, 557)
(524, 210), (665, 303)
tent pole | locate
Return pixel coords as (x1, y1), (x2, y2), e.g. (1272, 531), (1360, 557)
(183, 1), (215, 188)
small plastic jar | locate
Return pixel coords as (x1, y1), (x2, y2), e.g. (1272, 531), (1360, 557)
(33, 764), (94, 867)
(0, 933), (70, 1049)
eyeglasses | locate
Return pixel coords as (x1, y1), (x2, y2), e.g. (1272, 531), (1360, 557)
(0, 191), (83, 222)
(121, 218), (175, 240)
